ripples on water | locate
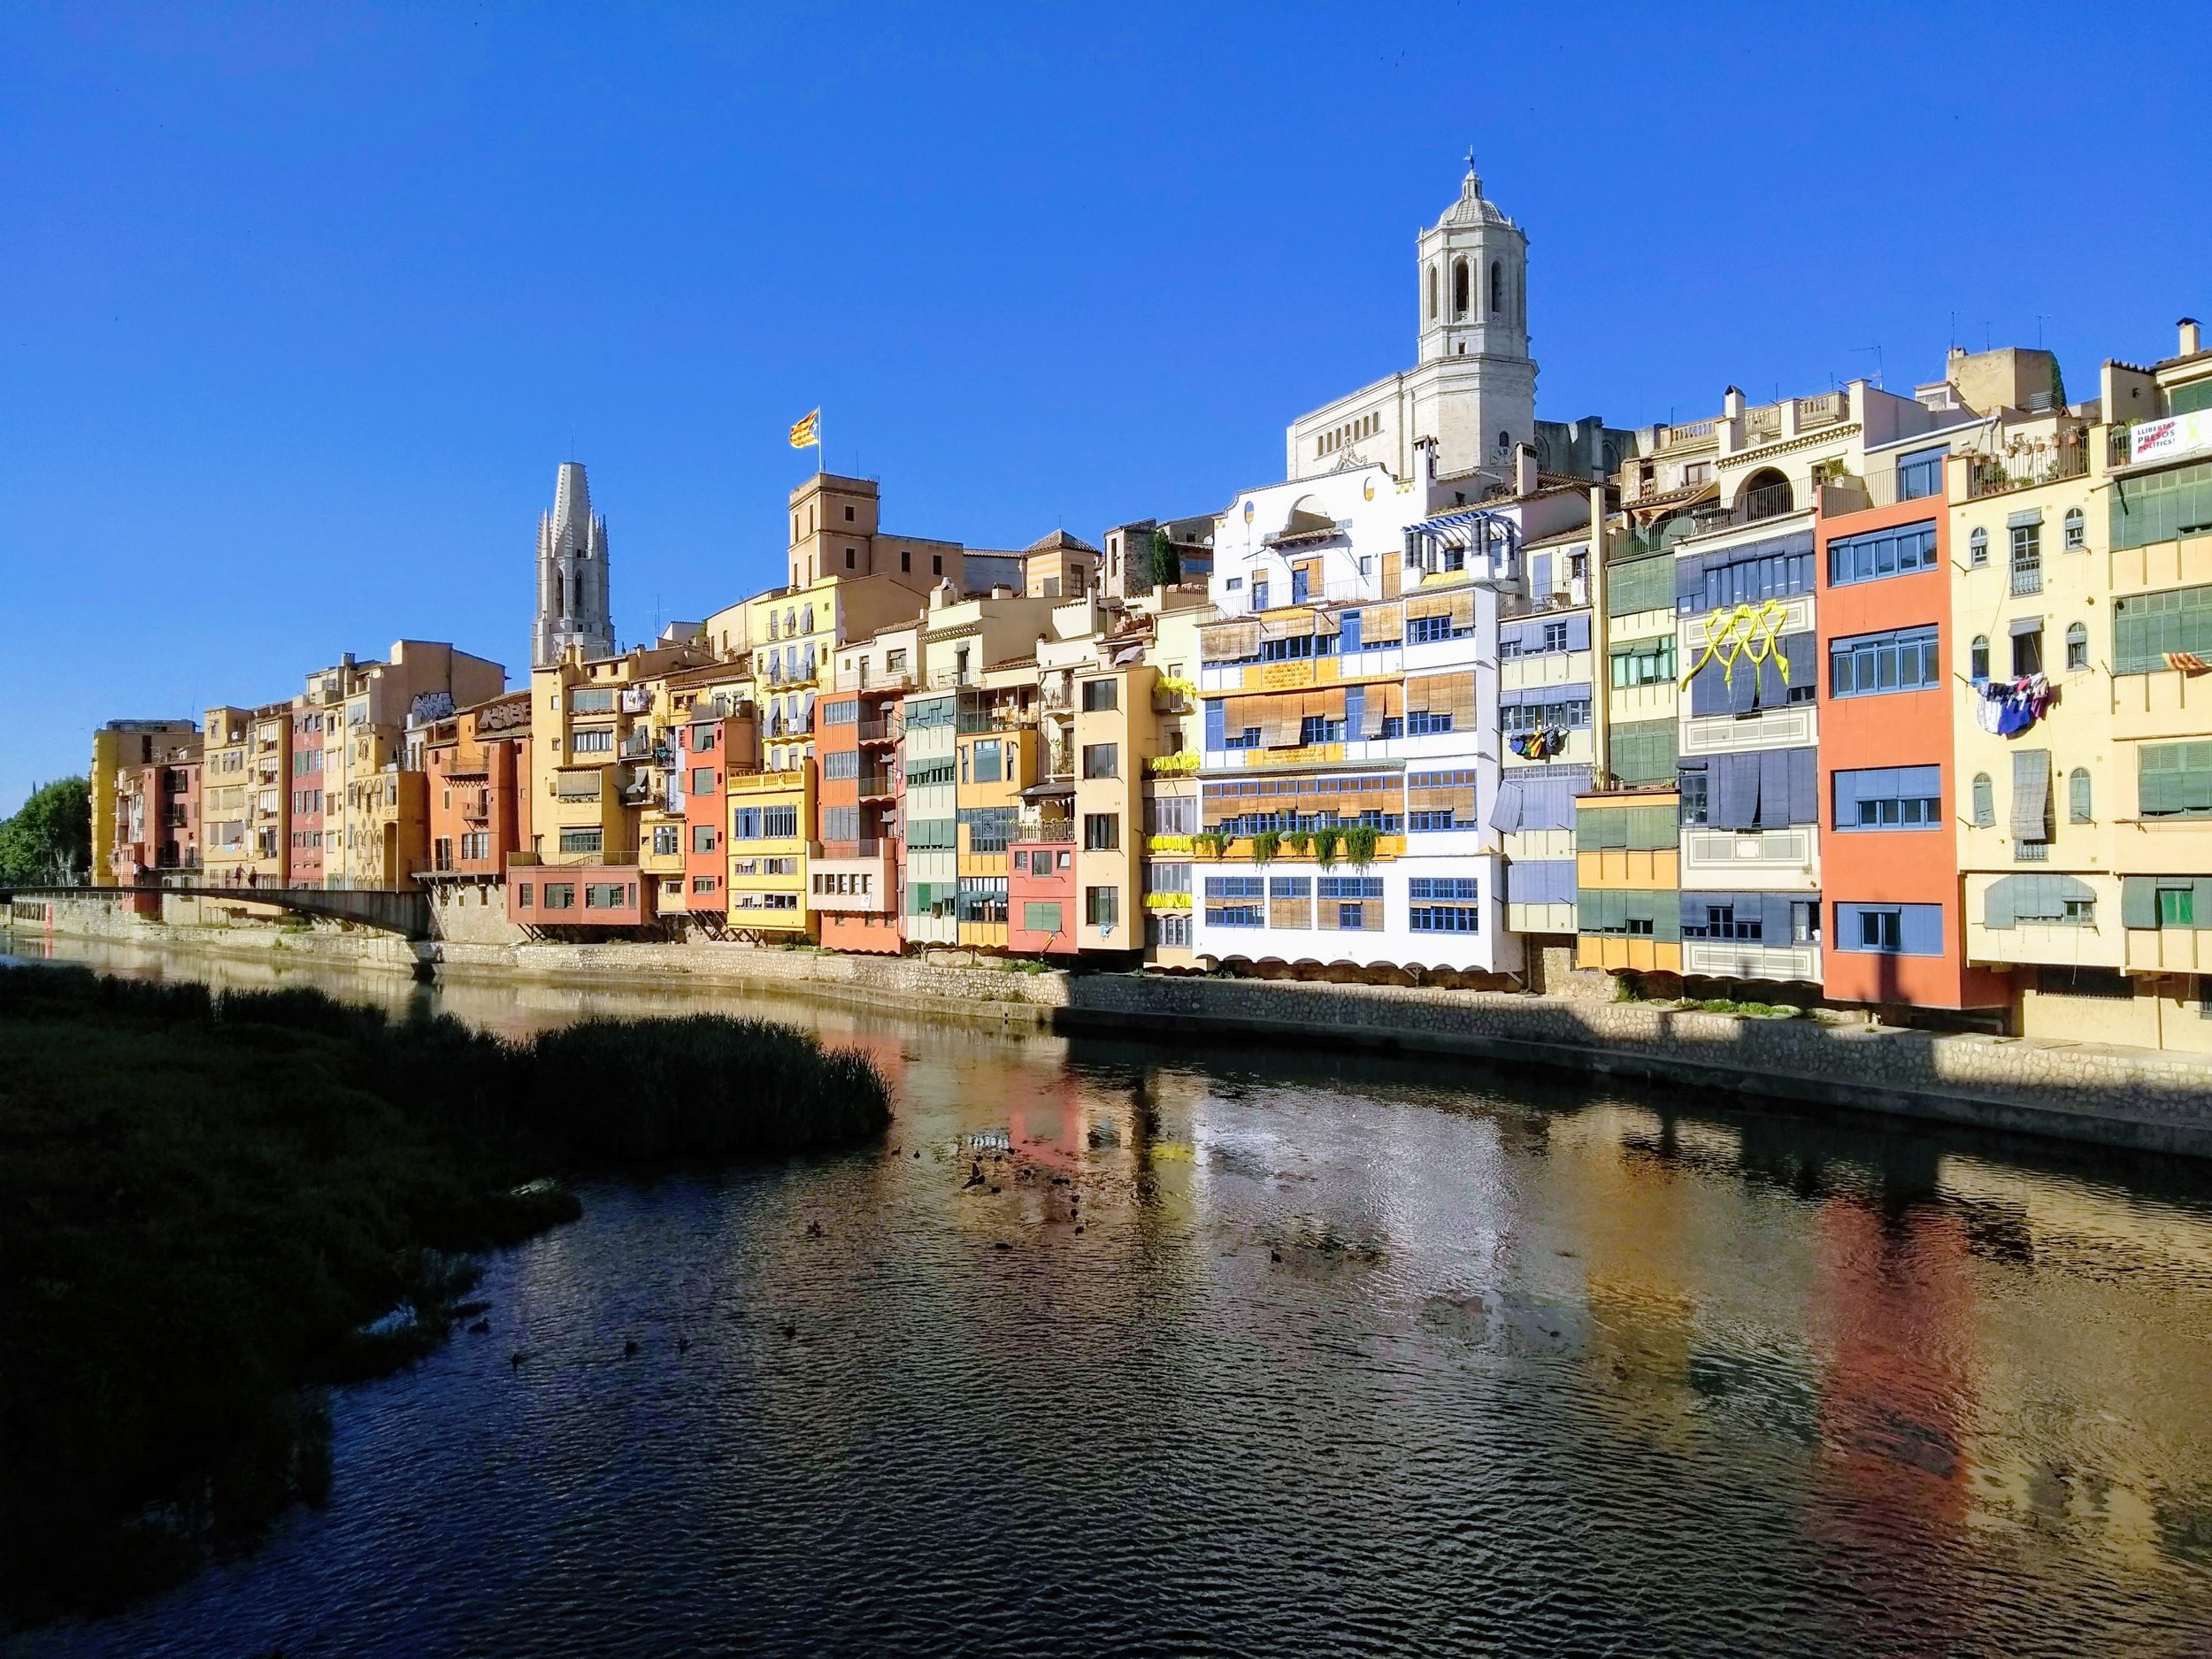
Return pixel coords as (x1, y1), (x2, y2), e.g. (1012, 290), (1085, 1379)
(12, 938), (2212, 1657)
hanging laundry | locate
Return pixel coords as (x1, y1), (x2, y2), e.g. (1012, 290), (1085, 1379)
(2167, 651), (2210, 674)
(1977, 672), (2052, 738)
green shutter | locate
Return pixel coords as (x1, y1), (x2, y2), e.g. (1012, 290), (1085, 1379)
(1984, 879), (2016, 929)
(2123, 877), (2157, 929)
(2111, 460), (2212, 552)
(1609, 718), (1678, 786)
(1607, 555), (1674, 617)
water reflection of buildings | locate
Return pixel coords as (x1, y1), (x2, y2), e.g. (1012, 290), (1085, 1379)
(1809, 1196), (1978, 1621)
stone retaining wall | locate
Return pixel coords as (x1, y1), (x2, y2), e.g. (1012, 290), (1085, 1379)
(15, 897), (2212, 1156)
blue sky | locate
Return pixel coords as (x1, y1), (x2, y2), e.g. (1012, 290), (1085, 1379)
(3, 1), (2205, 811)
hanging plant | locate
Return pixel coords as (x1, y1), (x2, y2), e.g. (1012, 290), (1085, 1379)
(1343, 825), (1379, 868)
(1285, 831), (1313, 859)
(1251, 830), (1281, 864)
(1313, 826), (1342, 869)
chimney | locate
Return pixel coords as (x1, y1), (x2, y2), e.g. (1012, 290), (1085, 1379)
(2182, 317), (2203, 357)
(1512, 442), (1539, 497)
(1723, 386), (1746, 419)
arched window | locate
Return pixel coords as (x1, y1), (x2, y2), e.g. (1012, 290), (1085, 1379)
(2064, 506), (2085, 549)
(1451, 259), (1469, 319)
(1971, 773), (1994, 826)
(1740, 467), (1793, 522)
(1427, 265), (1439, 320)
(1971, 635), (1990, 679)
(2068, 768), (2093, 823)
(1969, 527), (1989, 566)
(2066, 621), (2089, 671)
(1490, 260), (1502, 316)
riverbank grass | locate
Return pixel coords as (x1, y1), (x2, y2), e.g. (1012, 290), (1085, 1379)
(0, 964), (891, 1626)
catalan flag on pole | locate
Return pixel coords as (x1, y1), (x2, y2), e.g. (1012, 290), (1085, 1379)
(788, 408), (820, 449)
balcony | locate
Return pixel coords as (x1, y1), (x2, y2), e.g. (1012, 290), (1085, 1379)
(1681, 941), (1821, 984)
(1968, 445), (2089, 499)
(857, 717), (898, 743)
(806, 843), (895, 914)
(857, 771), (897, 799)
(1681, 480), (1799, 540)
(832, 669), (914, 695)
(1016, 817), (1076, 843)
(508, 848), (640, 870)
(1680, 827), (1816, 888)
(1654, 418), (1717, 454)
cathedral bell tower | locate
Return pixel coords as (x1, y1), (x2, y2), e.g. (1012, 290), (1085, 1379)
(532, 461), (615, 667)
(1413, 155), (1536, 474)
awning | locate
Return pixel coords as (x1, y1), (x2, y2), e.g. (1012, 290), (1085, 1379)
(1020, 780), (1075, 799)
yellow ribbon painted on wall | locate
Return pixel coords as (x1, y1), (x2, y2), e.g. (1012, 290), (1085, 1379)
(1678, 599), (1790, 691)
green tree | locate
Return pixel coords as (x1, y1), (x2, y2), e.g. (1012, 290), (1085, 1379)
(1147, 526), (1181, 589)
(0, 778), (91, 885)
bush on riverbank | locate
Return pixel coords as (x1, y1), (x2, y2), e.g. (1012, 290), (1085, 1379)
(0, 964), (891, 1626)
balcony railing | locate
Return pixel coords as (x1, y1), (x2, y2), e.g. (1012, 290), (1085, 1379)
(856, 718), (897, 742)
(856, 772), (897, 797)
(832, 669), (914, 695)
(810, 838), (887, 858)
(1015, 819), (1076, 843)
(1967, 446), (2090, 499)
(509, 849), (640, 870)
(1655, 418), (1717, 453)
(1680, 479), (1801, 540)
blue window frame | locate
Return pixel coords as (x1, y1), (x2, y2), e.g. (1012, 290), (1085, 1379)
(1251, 580), (1270, 611)
(1829, 520), (1939, 587)
(1830, 625), (1940, 698)
(1299, 714), (1348, 744)
(1407, 614), (1456, 644)
(1895, 448), (1947, 502)
(1317, 877), (1384, 899)
(1409, 810), (1457, 831)
(1832, 764), (1943, 831)
(1834, 901), (1943, 956)
(1407, 710), (1455, 735)
(1408, 876), (1480, 933)
(1203, 876), (1265, 927)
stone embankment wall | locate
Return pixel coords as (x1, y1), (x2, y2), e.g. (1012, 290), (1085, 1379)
(14, 895), (2212, 1156)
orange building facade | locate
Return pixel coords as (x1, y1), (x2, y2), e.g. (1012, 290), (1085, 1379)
(1816, 484), (2007, 1010)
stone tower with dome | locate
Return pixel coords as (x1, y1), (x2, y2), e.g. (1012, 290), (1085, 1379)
(1285, 158), (1627, 489)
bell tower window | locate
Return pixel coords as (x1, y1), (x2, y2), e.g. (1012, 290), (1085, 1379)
(1452, 259), (1469, 319)
(1490, 260), (1502, 316)
(1427, 265), (1438, 320)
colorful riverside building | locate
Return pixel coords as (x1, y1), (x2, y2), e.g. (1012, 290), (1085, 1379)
(1573, 373), (2006, 995)
(1949, 322), (2212, 1048)
(513, 638), (713, 933)
(417, 690), (534, 938)
(817, 623), (918, 953)
(1191, 459), (1524, 979)
(91, 719), (201, 890)
(1817, 426), (2011, 1014)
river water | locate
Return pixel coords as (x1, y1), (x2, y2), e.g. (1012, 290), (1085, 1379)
(12, 934), (2212, 1657)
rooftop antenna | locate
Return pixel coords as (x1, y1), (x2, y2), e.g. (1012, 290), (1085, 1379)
(1984, 320), (1993, 351)
(1851, 344), (1884, 388)
(2036, 313), (2048, 349)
